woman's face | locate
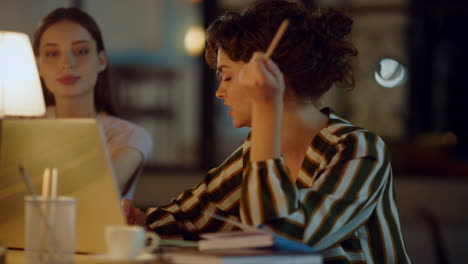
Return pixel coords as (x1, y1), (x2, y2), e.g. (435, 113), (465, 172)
(215, 49), (252, 128)
(36, 20), (106, 101)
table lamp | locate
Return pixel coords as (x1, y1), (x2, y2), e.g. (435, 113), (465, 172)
(0, 31), (46, 155)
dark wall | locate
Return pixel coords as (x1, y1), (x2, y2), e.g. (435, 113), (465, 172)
(409, 0), (468, 149)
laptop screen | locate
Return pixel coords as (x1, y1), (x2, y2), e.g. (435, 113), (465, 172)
(0, 118), (126, 253)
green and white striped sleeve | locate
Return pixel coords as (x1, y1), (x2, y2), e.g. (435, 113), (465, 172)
(240, 130), (390, 250)
(145, 145), (245, 239)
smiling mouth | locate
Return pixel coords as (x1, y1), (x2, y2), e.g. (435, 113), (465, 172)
(57, 76), (80, 85)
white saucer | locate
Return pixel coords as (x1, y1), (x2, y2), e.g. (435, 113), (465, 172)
(90, 252), (158, 263)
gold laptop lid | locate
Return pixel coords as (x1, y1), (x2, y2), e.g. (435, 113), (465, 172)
(0, 119), (126, 253)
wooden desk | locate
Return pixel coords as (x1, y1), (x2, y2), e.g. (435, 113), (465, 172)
(7, 248), (322, 264)
(5, 249), (165, 264)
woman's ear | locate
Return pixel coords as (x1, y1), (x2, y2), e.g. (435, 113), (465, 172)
(98, 50), (108, 72)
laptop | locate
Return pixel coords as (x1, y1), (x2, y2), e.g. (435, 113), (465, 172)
(0, 118), (126, 253)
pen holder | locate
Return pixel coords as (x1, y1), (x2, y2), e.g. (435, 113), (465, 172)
(24, 196), (76, 264)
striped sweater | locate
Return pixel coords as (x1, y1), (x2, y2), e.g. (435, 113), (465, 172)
(146, 108), (412, 264)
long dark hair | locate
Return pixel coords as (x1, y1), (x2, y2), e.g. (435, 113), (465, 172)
(205, 0), (358, 101)
(33, 7), (117, 116)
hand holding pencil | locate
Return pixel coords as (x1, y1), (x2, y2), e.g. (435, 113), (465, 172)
(238, 20), (288, 104)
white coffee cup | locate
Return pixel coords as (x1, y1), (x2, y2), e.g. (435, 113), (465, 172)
(105, 225), (159, 259)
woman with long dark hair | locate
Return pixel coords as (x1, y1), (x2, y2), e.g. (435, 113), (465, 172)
(34, 7), (152, 199)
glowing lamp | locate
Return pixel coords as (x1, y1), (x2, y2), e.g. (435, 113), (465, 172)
(0, 31), (45, 117)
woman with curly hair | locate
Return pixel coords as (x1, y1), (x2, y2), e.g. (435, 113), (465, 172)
(125, 1), (411, 262)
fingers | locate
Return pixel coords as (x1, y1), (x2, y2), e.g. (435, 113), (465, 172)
(128, 207), (147, 226)
(134, 209), (148, 225)
(121, 198), (132, 216)
(238, 54), (266, 87)
(121, 198), (147, 226)
(249, 52), (283, 85)
(238, 51), (285, 103)
(266, 59), (283, 83)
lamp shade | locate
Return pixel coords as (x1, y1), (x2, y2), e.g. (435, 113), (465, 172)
(0, 31), (45, 117)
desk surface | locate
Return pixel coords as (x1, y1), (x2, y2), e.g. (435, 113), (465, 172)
(6, 249), (165, 264)
(7, 247), (322, 264)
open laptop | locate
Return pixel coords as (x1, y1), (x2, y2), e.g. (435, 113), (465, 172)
(0, 118), (126, 253)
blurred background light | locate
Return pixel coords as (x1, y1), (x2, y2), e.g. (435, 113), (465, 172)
(375, 58), (407, 88)
(184, 25), (206, 57)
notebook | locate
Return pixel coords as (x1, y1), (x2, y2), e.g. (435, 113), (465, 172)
(198, 230), (316, 253)
(198, 212), (316, 253)
(0, 118), (126, 253)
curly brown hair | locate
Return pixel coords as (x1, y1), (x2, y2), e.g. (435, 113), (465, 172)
(205, 0), (358, 100)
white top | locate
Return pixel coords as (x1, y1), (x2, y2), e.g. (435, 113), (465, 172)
(45, 107), (153, 199)
(45, 107), (153, 162)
